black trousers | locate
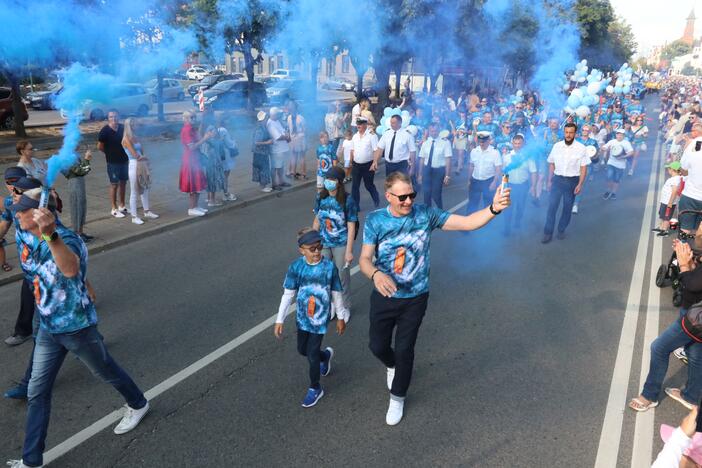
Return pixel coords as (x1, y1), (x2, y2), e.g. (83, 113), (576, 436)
(385, 160), (409, 176)
(423, 166), (446, 208)
(14, 279), (35, 337)
(503, 181), (530, 231)
(368, 291), (429, 398)
(351, 161), (380, 209)
(544, 175), (579, 236)
(467, 177), (494, 214)
(297, 329), (325, 389)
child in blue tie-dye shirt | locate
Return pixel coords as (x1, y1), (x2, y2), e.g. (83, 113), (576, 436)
(274, 228), (349, 408)
(316, 131), (336, 191)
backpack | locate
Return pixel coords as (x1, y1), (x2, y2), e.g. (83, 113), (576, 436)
(683, 302), (702, 342)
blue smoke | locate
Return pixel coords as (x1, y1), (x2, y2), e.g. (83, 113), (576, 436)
(2, 0), (196, 186)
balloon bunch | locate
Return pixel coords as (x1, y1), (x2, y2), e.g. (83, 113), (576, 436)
(562, 60), (609, 118)
(377, 107), (411, 136)
(610, 63), (634, 95)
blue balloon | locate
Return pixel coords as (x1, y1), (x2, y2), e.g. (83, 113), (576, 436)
(383, 107), (392, 117)
(391, 108), (402, 117)
(376, 125), (386, 136)
(567, 95), (581, 108)
(380, 116), (389, 128)
(623, 85), (631, 94)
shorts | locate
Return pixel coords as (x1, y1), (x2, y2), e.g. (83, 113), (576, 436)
(453, 137), (468, 150)
(343, 157), (351, 169)
(658, 203), (676, 221)
(679, 195), (702, 231)
(607, 165), (624, 183)
(316, 175), (325, 188)
(271, 151), (289, 170)
(0, 238), (5, 247)
(106, 162), (129, 184)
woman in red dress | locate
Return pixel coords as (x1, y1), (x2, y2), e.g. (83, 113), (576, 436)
(180, 111), (212, 216)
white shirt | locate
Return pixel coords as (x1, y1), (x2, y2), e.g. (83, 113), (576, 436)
(470, 145), (502, 180)
(681, 137), (702, 200)
(604, 138), (634, 169)
(351, 104), (361, 128)
(419, 137), (452, 168)
(266, 119), (289, 154)
(342, 139), (353, 162)
(351, 131), (379, 164)
(377, 128), (416, 162)
(660, 175), (683, 205)
(547, 140), (589, 177)
(502, 150), (537, 185)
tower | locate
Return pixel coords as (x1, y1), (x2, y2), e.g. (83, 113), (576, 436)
(683, 8), (696, 45)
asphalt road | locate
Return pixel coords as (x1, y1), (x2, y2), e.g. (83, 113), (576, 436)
(24, 88), (354, 127)
(0, 97), (683, 467)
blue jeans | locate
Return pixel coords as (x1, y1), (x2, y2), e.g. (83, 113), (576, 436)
(543, 175), (578, 236)
(642, 309), (702, 404)
(22, 325), (146, 467)
(574, 166), (589, 205)
(467, 177), (494, 214)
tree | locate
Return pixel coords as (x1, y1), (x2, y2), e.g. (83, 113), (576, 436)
(662, 40), (693, 61)
(681, 62), (699, 76)
(576, 0), (636, 67)
(607, 16), (637, 64)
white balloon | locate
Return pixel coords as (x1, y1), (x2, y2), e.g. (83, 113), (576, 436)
(571, 88), (583, 99)
(516, 89), (523, 97)
(577, 76), (586, 83)
(581, 59), (588, 65)
(606, 85), (614, 94)
(587, 82), (600, 95)
(576, 105), (591, 118)
(562, 83), (571, 91)
(564, 106), (575, 114)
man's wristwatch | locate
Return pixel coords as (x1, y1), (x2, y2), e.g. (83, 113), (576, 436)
(41, 231), (59, 243)
(489, 204), (502, 215)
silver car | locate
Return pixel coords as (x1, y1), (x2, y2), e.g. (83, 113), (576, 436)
(144, 78), (185, 102)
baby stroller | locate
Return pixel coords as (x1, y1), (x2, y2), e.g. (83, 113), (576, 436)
(655, 210), (702, 307)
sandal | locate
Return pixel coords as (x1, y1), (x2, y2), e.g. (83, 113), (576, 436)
(665, 387), (695, 410)
(1, 263), (11, 272)
(628, 396), (658, 412)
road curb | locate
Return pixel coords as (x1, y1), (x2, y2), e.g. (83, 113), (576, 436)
(0, 177), (317, 287)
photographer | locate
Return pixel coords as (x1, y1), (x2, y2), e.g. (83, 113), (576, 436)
(629, 240), (702, 412)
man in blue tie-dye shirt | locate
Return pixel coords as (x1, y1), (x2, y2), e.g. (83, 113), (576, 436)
(360, 172), (511, 426)
(6, 188), (149, 468)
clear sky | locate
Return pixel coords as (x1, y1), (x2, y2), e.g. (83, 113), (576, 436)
(611, 0), (698, 55)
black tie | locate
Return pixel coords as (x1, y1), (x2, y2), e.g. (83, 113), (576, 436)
(388, 131), (397, 161)
(427, 139), (435, 167)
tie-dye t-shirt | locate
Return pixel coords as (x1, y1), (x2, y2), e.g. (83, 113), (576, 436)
(363, 205), (450, 298)
(283, 257), (343, 334)
(19, 225), (97, 334)
(316, 143), (336, 177)
(314, 195), (359, 248)
(1, 196), (12, 223)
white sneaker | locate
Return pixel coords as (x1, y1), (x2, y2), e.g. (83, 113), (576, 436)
(6, 460), (41, 468)
(143, 211), (159, 219)
(198, 207), (209, 213)
(207, 201), (223, 207)
(131, 217), (144, 225)
(223, 193), (238, 201)
(114, 402), (149, 435)
(118, 206), (128, 213)
(261, 186), (273, 193)
(188, 208), (205, 217)
(386, 398), (404, 426)
(387, 367), (395, 391)
(571, 204), (578, 214)
(111, 209), (125, 218)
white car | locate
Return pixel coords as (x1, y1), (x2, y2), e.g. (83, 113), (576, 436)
(144, 78), (185, 102)
(78, 84), (152, 121)
(186, 66), (210, 81)
(270, 69), (301, 80)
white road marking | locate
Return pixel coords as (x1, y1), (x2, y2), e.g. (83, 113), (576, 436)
(43, 193), (470, 464)
(631, 139), (666, 468)
(594, 133), (663, 468)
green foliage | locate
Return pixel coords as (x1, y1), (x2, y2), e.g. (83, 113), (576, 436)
(661, 40), (693, 61)
(681, 62), (699, 76)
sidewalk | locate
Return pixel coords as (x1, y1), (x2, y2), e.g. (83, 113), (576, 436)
(0, 118), (322, 286)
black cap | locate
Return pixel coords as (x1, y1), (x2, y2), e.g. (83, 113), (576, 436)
(4, 167), (26, 181)
(13, 177), (42, 191)
(324, 166), (345, 184)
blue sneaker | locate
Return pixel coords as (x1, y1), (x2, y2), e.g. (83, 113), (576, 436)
(320, 347), (334, 377)
(4, 385), (28, 400)
(301, 387), (324, 408)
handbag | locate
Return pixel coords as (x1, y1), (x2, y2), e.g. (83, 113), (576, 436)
(683, 301), (702, 342)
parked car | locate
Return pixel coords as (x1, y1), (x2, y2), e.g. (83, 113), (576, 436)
(193, 80), (267, 109)
(0, 87), (29, 130)
(321, 77), (356, 91)
(27, 82), (63, 110)
(266, 79), (312, 105)
(77, 84), (152, 121)
(165, 69), (188, 80)
(144, 78), (185, 102)
(186, 66), (211, 81)
(187, 74), (243, 97)
(270, 69), (301, 80)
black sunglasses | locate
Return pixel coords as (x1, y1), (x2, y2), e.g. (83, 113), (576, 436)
(12, 187), (23, 195)
(302, 242), (323, 252)
(388, 191), (417, 202)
